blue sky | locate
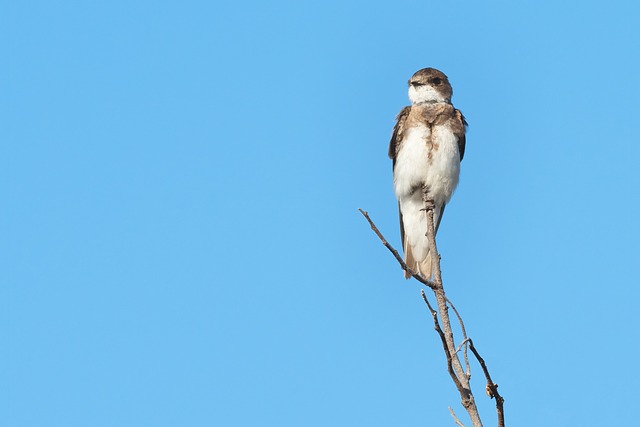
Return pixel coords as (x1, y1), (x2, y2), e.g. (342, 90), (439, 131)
(2, 0), (639, 426)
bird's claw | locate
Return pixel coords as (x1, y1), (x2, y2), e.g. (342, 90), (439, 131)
(420, 200), (436, 211)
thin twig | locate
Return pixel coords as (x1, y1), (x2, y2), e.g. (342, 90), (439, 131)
(447, 297), (471, 378)
(455, 338), (471, 355)
(421, 290), (466, 394)
(358, 209), (436, 290)
(420, 288), (437, 314)
(449, 406), (467, 427)
(468, 339), (505, 427)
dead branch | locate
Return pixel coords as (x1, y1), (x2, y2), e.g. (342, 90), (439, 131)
(447, 297), (471, 378)
(449, 406), (467, 427)
(421, 290), (466, 394)
(468, 339), (505, 427)
(358, 208), (436, 290)
(359, 205), (504, 427)
(419, 188), (481, 425)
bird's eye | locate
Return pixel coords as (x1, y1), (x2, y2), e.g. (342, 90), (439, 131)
(431, 77), (442, 85)
(410, 81), (425, 87)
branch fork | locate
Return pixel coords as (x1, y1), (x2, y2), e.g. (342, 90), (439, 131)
(359, 197), (504, 427)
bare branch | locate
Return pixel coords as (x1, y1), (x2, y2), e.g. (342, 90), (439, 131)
(358, 209), (436, 290)
(421, 290), (466, 394)
(468, 339), (505, 427)
(454, 338), (471, 355)
(449, 406), (467, 427)
(359, 206), (504, 427)
(420, 188), (478, 422)
(447, 297), (471, 378)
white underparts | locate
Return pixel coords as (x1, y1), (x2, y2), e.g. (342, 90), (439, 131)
(393, 123), (460, 266)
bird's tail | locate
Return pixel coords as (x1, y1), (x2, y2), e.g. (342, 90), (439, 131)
(399, 200), (443, 280)
(403, 245), (433, 279)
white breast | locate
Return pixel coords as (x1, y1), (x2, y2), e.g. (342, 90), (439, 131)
(393, 124), (461, 207)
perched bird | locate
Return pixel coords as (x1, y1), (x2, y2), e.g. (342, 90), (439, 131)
(388, 68), (467, 279)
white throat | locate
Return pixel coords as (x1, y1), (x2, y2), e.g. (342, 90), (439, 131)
(408, 85), (449, 105)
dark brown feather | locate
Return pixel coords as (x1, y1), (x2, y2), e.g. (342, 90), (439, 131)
(388, 106), (411, 169)
(452, 109), (468, 161)
(398, 204), (405, 250)
(436, 204), (445, 234)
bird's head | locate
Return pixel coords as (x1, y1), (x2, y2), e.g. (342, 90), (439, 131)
(408, 68), (453, 105)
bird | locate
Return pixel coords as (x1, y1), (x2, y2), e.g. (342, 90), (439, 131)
(388, 68), (467, 279)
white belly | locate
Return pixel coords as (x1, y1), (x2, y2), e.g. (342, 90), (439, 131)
(393, 124), (461, 207)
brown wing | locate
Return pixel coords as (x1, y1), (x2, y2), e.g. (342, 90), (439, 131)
(388, 106), (411, 168)
(398, 203), (406, 254)
(436, 204), (445, 234)
(452, 109), (468, 162)
(391, 107), (412, 271)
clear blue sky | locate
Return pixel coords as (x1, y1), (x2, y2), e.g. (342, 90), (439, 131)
(2, 1), (639, 426)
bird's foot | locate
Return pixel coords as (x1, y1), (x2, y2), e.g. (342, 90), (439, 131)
(420, 199), (436, 212)
(420, 185), (434, 211)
